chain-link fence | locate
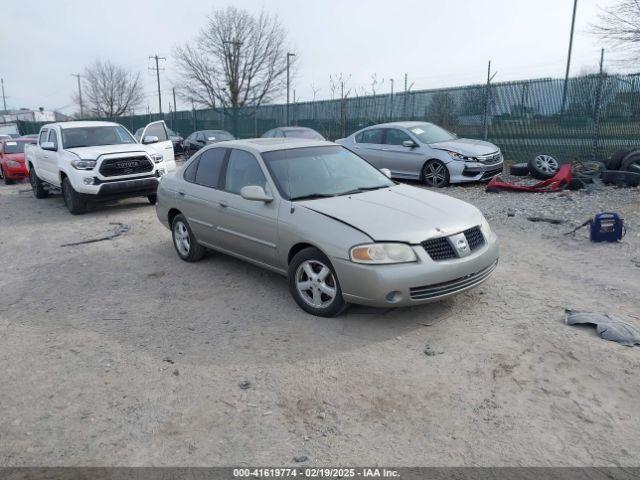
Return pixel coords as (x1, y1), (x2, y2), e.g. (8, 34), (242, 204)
(14, 72), (640, 163)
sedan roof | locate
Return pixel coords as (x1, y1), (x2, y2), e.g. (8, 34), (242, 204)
(217, 138), (334, 153)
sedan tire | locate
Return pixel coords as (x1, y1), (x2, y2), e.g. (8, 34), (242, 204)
(509, 163), (530, 176)
(288, 247), (347, 317)
(621, 151), (640, 175)
(172, 214), (205, 262)
(2, 166), (16, 185)
(422, 160), (450, 188)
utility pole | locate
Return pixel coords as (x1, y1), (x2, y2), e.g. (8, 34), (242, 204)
(483, 60), (497, 141)
(149, 54), (166, 114)
(1, 78), (6, 111)
(286, 52), (296, 126)
(293, 89), (297, 125)
(560, 0), (578, 116)
(403, 73), (408, 119)
(71, 74), (83, 117)
(172, 87), (177, 113)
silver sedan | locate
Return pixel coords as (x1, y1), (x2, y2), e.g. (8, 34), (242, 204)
(336, 121), (503, 187)
(156, 139), (499, 317)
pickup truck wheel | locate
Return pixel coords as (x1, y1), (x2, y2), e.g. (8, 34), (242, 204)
(147, 194), (157, 205)
(172, 214), (205, 262)
(29, 168), (49, 198)
(62, 177), (87, 215)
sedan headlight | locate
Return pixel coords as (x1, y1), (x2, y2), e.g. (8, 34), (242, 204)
(151, 153), (163, 163)
(6, 160), (21, 167)
(71, 159), (96, 170)
(446, 151), (476, 162)
(480, 215), (492, 236)
(350, 243), (417, 264)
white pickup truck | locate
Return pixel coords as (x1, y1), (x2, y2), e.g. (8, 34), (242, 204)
(25, 120), (177, 214)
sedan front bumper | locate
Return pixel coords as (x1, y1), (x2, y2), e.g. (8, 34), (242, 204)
(448, 160), (504, 183)
(332, 235), (499, 307)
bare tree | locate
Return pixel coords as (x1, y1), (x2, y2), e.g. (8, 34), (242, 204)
(591, 0), (640, 61)
(174, 7), (295, 115)
(75, 60), (144, 118)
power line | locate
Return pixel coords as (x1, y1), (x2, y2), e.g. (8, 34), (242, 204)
(149, 55), (166, 114)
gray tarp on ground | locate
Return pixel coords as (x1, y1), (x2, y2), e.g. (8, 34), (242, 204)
(565, 309), (640, 347)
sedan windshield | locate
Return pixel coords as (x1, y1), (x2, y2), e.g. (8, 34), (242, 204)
(408, 123), (457, 144)
(262, 145), (394, 200)
(283, 129), (324, 140)
(3, 140), (34, 154)
(62, 126), (136, 148)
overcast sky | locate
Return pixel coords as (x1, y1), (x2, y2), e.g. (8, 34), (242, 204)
(0, 0), (626, 115)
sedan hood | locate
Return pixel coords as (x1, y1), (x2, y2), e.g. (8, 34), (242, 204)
(4, 153), (25, 163)
(66, 143), (151, 159)
(298, 184), (483, 244)
(430, 138), (498, 157)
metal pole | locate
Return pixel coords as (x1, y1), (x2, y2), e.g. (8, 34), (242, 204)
(286, 53), (295, 126)
(72, 74), (83, 117)
(483, 61), (491, 140)
(561, 0), (578, 116)
(1, 78), (6, 111)
(389, 78), (394, 122)
(403, 73), (408, 119)
(592, 48), (605, 161)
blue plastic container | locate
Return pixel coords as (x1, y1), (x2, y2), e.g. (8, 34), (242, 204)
(590, 212), (624, 243)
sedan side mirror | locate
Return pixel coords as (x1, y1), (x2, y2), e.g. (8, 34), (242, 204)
(41, 141), (56, 151)
(402, 140), (418, 148)
(380, 168), (392, 178)
(240, 185), (273, 203)
(142, 135), (159, 145)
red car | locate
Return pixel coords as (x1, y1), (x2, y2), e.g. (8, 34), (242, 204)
(0, 137), (36, 184)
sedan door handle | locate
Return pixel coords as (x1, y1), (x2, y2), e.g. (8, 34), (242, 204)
(219, 201), (228, 208)
(178, 191), (185, 196)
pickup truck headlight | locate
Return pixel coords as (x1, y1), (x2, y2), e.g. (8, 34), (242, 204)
(447, 151), (476, 162)
(71, 159), (96, 170)
(350, 243), (417, 264)
(151, 153), (163, 163)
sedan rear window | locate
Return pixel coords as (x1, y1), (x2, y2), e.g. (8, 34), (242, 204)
(3, 140), (34, 154)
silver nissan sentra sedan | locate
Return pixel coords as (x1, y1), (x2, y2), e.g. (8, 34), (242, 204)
(156, 138), (499, 317)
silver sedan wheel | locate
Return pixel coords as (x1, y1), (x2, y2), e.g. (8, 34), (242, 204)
(173, 220), (191, 256)
(424, 162), (448, 187)
(533, 154), (559, 175)
(295, 260), (337, 308)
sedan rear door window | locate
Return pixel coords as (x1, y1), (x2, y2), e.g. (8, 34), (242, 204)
(195, 148), (227, 188)
(357, 129), (384, 144)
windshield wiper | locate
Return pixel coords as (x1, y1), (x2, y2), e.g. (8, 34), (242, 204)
(290, 193), (337, 201)
(337, 185), (389, 196)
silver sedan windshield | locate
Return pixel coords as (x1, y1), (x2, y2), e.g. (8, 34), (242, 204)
(262, 145), (394, 200)
(407, 123), (457, 144)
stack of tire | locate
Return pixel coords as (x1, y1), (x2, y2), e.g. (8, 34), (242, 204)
(600, 149), (640, 187)
(509, 150), (640, 188)
(509, 155), (561, 180)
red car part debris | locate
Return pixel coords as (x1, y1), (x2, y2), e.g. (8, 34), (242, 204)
(486, 164), (572, 193)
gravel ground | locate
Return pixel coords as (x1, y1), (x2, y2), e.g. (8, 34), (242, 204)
(0, 175), (639, 467)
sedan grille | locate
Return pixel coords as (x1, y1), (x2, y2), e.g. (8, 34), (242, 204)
(99, 156), (153, 177)
(409, 261), (497, 300)
(422, 226), (485, 261)
(422, 237), (456, 261)
(476, 151), (502, 164)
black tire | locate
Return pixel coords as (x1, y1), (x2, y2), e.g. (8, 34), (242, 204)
(171, 214), (205, 262)
(2, 166), (16, 185)
(528, 154), (560, 180)
(29, 167), (49, 198)
(61, 177), (87, 215)
(288, 247), (347, 317)
(600, 170), (640, 188)
(422, 159), (450, 188)
(567, 178), (585, 191)
(147, 193), (157, 205)
(605, 149), (632, 171)
(621, 151), (640, 175)
(509, 163), (529, 176)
